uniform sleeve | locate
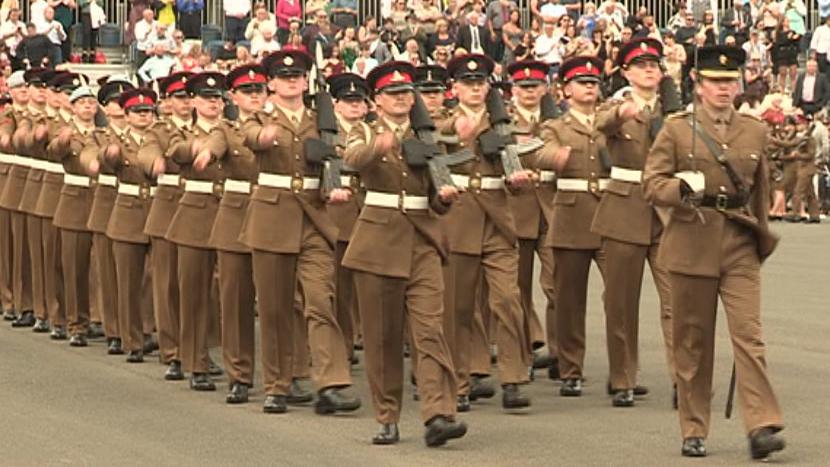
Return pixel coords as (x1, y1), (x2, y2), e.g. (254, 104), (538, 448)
(204, 126), (230, 161)
(79, 131), (109, 173)
(137, 127), (165, 174)
(165, 130), (193, 164)
(643, 120), (685, 208)
(241, 117), (270, 151)
(595, 102), (626, 135)
(753, 129), (778, 260)
(533, 120), (561, 171)
(343, 122), (379, 170)
(46, 131), (71, 161)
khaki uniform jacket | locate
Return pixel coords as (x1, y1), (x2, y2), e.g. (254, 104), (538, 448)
(643, 109), (778, 278)
(342, 118), (451, 279)
(327, 118), (363, 243)
(538, 110), (609, 250)
(591, 100), (663, 246)
(0, 106), (30, 211)
(141, 117), (187, 238)
(238, 107), (338, 253)
(49, 121), (95, 231)
(208, 117), (258, 254)
(83, 126), (123, 234)
(439, 107), (518, 255)
(507, 106), (555, 240)
(33, 111), (72, 218)
(102, 129), (154, 245)
(18, 106), (48, 214)
(164, 119), (227, 249)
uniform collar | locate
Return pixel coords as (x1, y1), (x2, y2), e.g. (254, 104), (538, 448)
(569, 107), (594, 129)
(381, 116), (410, 136)
(514, 104), (540, 124)
(74, 119), (94, 135)
(458, 103), (486, 126)
(702, 104), (734, 126)
(630, 91), (658, 113)
(196, 118), (217, 134)
(127, 128), (144, 145)
(111, 122), (127, 137)
(337, 115), (355, 134)
(279, 104), (306, 125)
(171, 114), (191, 130)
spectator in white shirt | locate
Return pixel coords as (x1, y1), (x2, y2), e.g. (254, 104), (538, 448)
(29, 0), (47, 26)
(244, 3), (276, 43)
(534, 18), (563, 79)
(1, 8), (26, 60)
(133, 9), (157, 67)
(742, 29), (769, 69)
(37, 6), (66, 64)
(224, 0), (252, 44)
(810, 16), (830, 76)
(540, 0), (567, 22)
(351, 43), (378, 77)
(250, 22), (281, 58)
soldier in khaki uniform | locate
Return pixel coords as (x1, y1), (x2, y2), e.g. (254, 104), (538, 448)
(593, 38), (675, 406)
(139, 72), (192, 381)
(85, 88), (157, 363)
(439, 54), (533, 411)
(204, 65), (263, 404)
(504, 60), (559, 379)
(327, 72), (369, 364)
(163, 72), (228, 392)
(537, 56), (609, 398)
(0, 71), (29, 322)
(88, 78), (136, 355)
(13, 68), (54, 330)
(643, 46), (785, 459)
(239, 50), (359, 415)
(344, 61), (467, 447)
(47, 86), (98, 346)
(789, 117), (820, 222)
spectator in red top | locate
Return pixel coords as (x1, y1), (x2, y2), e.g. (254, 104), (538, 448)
(276, 0), (302, 45)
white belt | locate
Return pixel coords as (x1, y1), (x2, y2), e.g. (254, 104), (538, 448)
(224, 179), (251, 194)
(538, 170), (556, 183)
(63, 173), (91, 187)
(257, 173), (320, 190)
(184, 180), (215, 194)
(11, 155), (31, 167)
(610, 166), (643, 183)
(118, 182), (154, 197)
(0, 153), (14, 164)
(556, 178), (610, 192)
(364, 191), (429, 210)
(97, 174), (118, 187)
(450, 174), (505, 190)
(44, 161), (65, 174)
(157, 173), (181, 187)
(29, 159), (48, 171)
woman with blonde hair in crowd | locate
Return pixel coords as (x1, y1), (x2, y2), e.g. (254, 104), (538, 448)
(305, 0), (329, 24)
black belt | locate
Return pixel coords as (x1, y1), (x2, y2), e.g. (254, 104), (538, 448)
(701, 194), (747, 211)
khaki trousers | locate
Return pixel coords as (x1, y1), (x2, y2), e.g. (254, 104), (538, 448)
(92, 233), (119, 338)
(353, 236), (457, 424)
(602, 238), (675, 389)
(517, 236), (556, 355)
(218, 250), (255, 386)
(26, 215), (46, 320)
(670, 222), (784, 439)
(293, 288), (310, 379)
(177, 245), (215, 374)
(444, 220), (531, 395)
(42, 218), (63, 327)
(334, 240), (357, 359)
(151, 237), (179, 364)
(552, 247), (606, 380)
(60, 229), (91, 335)
(252, 218), (350, 396)
(791, 168), (819, 218)
(112, 240), (148, 352)
(10, 212), (32, 312)
(0, 209), (13, 311)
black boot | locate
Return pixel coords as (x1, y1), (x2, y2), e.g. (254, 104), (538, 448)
(456, 395), (470, 412)
(469, 375), (496, 401)
(424, 416), (467, 447)
(502, 384), (530, 409)
(263, 395), (287, 414)
(749, 427), (785, 460)
(287, 378), (313, 404)
(611, 389), (635, 407)
(681, 437), (707, 457)
(560, 378), (582, 397)
(2, 309), (17, 321)
(314, 387), (361, 415)
(87, 322), (105, 339)
(32, 319), (50, 333)
(126, 350), (144, 363)
(226, 382), (249, 404)
(142, 334), (159, 354)
(372, 423), (400, 445)
(50, 325), (67, 340)
(207, 357), (224, 376)
(11, 310), (35, 327)
(69, 333), (88, 347)
(190, 373), (216, 391)
(107, 337), (124, 355)
(164, 360), (184, 380)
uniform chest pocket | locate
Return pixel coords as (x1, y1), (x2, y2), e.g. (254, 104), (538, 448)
(553, 192), (577, 206)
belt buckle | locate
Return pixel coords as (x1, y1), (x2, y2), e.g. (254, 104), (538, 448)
(178, 176), (186, 189)
(213, 181), (224, 198)
(715, 193), (729, 211)
(589, 180), (599, 193)
(399, 190), (407, 212)
(469, 176), (481, 190)
(139, 185), (151, 200)
(349, 175), (359, 190)
(291, 177), (304, 193)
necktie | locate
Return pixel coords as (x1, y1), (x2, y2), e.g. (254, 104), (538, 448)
(472, 26), (480, 52)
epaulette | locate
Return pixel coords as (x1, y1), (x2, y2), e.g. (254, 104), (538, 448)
(597, 98), (623, 111)
(666, 111), (691, 121)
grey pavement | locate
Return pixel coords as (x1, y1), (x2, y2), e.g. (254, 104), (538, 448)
(1, 223), (828, 466)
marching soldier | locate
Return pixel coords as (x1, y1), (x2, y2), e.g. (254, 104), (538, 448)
(440, 54), (533, 411)
(413, 65), (448, 118)
(238, 50), (359, 415)
(204, 64), (262, 403)
(504, 60), (559, 378)
(85, 88), (157, 363)
(164, 71), (227, 392)
(0, 71), (29, 323)
(789, 117), (820, 223)
(593, 38), (675, 406)
(343, 61), (467, 447)
(139, 71), (192, 381)
(643, 45), (785, 459)
(13, 68), (54, 330)
(327, 72), (370, 364)
(47, 85), (98, 347)
(87, 77), (135, 355)
(537, 55), (609, 398)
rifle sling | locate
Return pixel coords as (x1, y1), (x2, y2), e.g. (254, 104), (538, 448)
(686, 117), (750, 201)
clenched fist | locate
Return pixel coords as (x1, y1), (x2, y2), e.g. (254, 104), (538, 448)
(327, 187), (352, 204)
(454, 116), (476, 141)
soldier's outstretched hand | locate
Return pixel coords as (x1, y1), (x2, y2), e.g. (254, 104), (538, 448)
(328, 187), (352, 204)
(373, 131), (396, 154)
(105, 143), (121, 160)
(618, 99), (639, 121)
(193, 149), (211, 171)
(152, 157), (166, 176)
(454, 116), (476, 141)
(552, 145), (571, 172)
(507, 169), (533, 187)
(438, 185), (460, 203)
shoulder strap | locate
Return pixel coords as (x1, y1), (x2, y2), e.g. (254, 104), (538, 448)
(686, 117), (749, 198)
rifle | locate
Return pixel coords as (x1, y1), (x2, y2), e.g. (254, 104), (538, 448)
(480, 87), (541, 177)
(306, 86), (347, 197)
(403, 90), (476, 189)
